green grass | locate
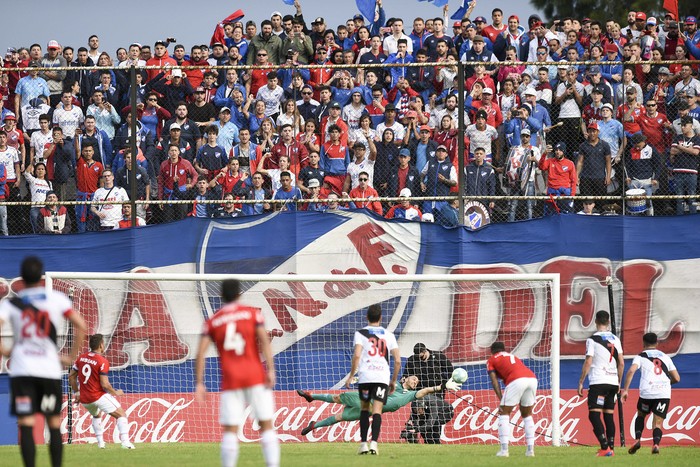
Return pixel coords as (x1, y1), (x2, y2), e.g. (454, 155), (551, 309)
(1, 443), (699, 466)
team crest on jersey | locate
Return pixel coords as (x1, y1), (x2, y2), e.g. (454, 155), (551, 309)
(215, 152), (221, 158)
(179, 169), (185, 174)
(93, 167), (100, 172)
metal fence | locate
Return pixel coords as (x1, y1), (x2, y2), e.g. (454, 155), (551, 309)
(1, 58), (698, 234)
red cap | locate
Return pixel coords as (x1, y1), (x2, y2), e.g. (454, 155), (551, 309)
(605, 43), (619, 54)
(4, 114), (16, 121)
(530, 21), (543, 30)
(665, 12), (676, 20)
(419, 124), (431, 132)
(508, 15), (519, 23)
(635, 12), (647, 21)
(587, 121), (599, 130)
(453, 21), (462, 27)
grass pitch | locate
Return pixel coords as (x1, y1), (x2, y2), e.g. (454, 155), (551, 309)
(1, 442), (698, 466)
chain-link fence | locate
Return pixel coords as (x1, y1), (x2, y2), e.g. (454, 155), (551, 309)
(1, 58), (699, 234)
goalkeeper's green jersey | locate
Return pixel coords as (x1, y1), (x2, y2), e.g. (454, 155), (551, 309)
(338, 387), (418, 420)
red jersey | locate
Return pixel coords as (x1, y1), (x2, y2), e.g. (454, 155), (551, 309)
(637, 111), (670, 153)
(486, 351), (536, 386)
(73, 351), (110, 404)
(203, 303), (267, 390)
(75, 158), (104, 194)
(616, 104), (642, 135)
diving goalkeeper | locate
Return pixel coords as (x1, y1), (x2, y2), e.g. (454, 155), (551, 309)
(297, 375), (459, 435)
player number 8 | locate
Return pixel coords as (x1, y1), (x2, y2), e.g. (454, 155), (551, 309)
(224, 322), (246, 355)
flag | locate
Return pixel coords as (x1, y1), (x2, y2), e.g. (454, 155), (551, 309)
(282, 0), (295, 5)
(431, 0), (450, 6)
(210, 9), (245, 46)
(663, 0), (678, 21)
(356, 0), (375, 21)
(451, 0), (473, 20)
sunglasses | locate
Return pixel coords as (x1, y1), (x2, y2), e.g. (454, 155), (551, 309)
(302, 91), (312, 95)
(647, 103), (657, 107)
(359, 178), (368, 181)
(257, 53), (267, 56)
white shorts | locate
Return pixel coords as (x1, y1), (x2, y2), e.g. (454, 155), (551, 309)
(501, 377), (538, 407)
(83, 393), (121, 417)
(220, 384), (275, 427)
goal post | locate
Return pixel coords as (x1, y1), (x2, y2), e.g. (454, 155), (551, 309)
(45, 272), (560, 446)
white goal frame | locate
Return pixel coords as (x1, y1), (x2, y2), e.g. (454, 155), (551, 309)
(45, 272), (560, 446)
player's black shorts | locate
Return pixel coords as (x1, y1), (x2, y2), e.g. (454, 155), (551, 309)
(587, 384), (619, 410)
(10, 377), (62, 416)
(358, 383), (389, 404)
(637, 398), (671, 418)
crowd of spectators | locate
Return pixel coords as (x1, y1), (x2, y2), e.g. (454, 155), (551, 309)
(1, 0), (700, 234)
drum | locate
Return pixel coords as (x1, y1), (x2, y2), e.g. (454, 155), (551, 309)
(626, 189), (646, 214)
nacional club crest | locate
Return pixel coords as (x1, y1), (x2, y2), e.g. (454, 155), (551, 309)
(464, 201), (491, 230)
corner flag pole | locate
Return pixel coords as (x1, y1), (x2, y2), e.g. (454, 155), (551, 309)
(606, 276), (625, 447)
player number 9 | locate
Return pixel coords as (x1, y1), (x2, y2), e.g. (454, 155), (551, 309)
(82, 364), (92, 384)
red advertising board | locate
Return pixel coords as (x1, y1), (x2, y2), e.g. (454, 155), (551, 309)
(57, 389), (700, 445)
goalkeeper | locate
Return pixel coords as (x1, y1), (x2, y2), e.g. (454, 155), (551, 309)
(297, 375), (459, 436)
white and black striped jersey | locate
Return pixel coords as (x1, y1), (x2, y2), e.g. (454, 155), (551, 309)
(585, 331), (623, 386)
(0, 287), (73, 379)
(632, 349), (676, 399)
(352, 325), (398, 385)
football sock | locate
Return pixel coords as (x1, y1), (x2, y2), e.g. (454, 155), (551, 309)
(634, 415), (645, 439)
(498, 415), (511, 451)
(92, 417), (104, 444)
(523, 416), (535, 450)
(588, 412), (608, 449)
(19, 426), (36, 467)
(116, 417), (129, 443)
(49, 428), (62, 467)
(603, 412), (615, 449)
(371, 413), (382, 442)
(652, 428), (662, 446)
(260, 429), (280, 467)
(360, 410), (371, 442)
(221, 431), (239, 467)
(314, 415), (338, 428)
(312, 394), (334, 403)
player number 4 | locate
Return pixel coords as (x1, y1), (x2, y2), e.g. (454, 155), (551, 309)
(224, 322), (246, 355)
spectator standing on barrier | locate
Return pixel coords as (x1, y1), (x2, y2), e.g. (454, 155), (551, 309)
(464, 147), (495, 212)
(540, 142), (577, 215)
(505, 128), (541, 222)
(402, 343), (454, 444)
(74, 142), (103, 232)
(115, 150), (150, 220)
(23, 162), (52, 233)
(43, 126), (74, 202)
(233, 171), (272, 216)
(576, 122), (612, 201)
(670, 116), (700, 215)
(554, 66), (584, 152)
(91, 169), (129, 230)
(158, 142), (198, 223)
(385, 188), (422, 221)
(421, 145), (457, 216)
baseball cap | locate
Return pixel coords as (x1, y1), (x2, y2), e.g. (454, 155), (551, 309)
(3, 114), (16, 121)
(658, 66), (670, 75)
(473, 35), (485, 43)
(588, 65), (601, 75)
(29, 60), (41, 68)
(647, 17), (657, 26)
(270, 11), (282, 18)
(313, 17), (325, 25)
(405, 110), (418, 118)
(530, 21), (543, 30)
(591, 87), (604, 94)
(635, 12), (647, 21)
(602, 103), (614, 111)
(195, 86), (206, 93)
(6, 47), (16, 54)
(212, 42), (224, 48)
(419, 124), (431, 132)
(587, 122), (599, 130)
(557, 61), (569, 70)
(686, 16), (698, 24)
(329, 101), (341, 109)
(47, 40), (60, 50)
(454, 21), (462, 27)
(481, 87), (493, 95)
(307, 179), (320, 188)
(520, 128), (531, 136)
(523, 88), (537, 96)
(555, 142), (566, 152)
(605, 43), (619, 54)
(169, 123), (181, 130)
(475, 110), (488, 120)
(154, 40), (168, 47)
(422, 213), (434, 223)
(171, 68), (182, 77)
(474, 16), (487, 23)
(399, 188), (412, 197)
(353, 14), (364, 21)
(665, 12), (676, 20)
(463, 22), (476, 30)
(436, 144), (448, 152)
(509, 15), (520, 22)
(219, 106), (231, 113)
(398, 148), (411, 157)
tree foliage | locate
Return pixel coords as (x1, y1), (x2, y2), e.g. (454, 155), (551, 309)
(528, 0), (698, 23)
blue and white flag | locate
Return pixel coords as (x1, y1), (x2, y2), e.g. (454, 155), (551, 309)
(356, 0), (375, 21)
(282, 0), (295, 5)
(451, 0), (474, 20)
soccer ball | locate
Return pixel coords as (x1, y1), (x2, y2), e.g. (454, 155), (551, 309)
(452, 368), (468, 384)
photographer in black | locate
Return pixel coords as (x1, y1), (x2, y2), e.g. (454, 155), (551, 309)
(401, 343), (454, 444)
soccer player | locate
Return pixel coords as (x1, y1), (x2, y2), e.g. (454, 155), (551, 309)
(487, 342), (538, 457)
(621, 332), (681, 455)
(577, 310), (624, 457)
(68, 334), (135, 449)
(345, 303), (401, 455)
(297, 375), (458, 434)
(0, 256), (87, 467)
(194, 279), (279, 467)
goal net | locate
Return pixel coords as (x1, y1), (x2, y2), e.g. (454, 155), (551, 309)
(45, 272), (560, 446)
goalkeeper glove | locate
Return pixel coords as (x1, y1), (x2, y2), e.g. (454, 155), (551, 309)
(441, 378), (460, 392)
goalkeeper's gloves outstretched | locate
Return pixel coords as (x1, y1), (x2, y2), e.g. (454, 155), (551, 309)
(441, 378), (460, 392)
